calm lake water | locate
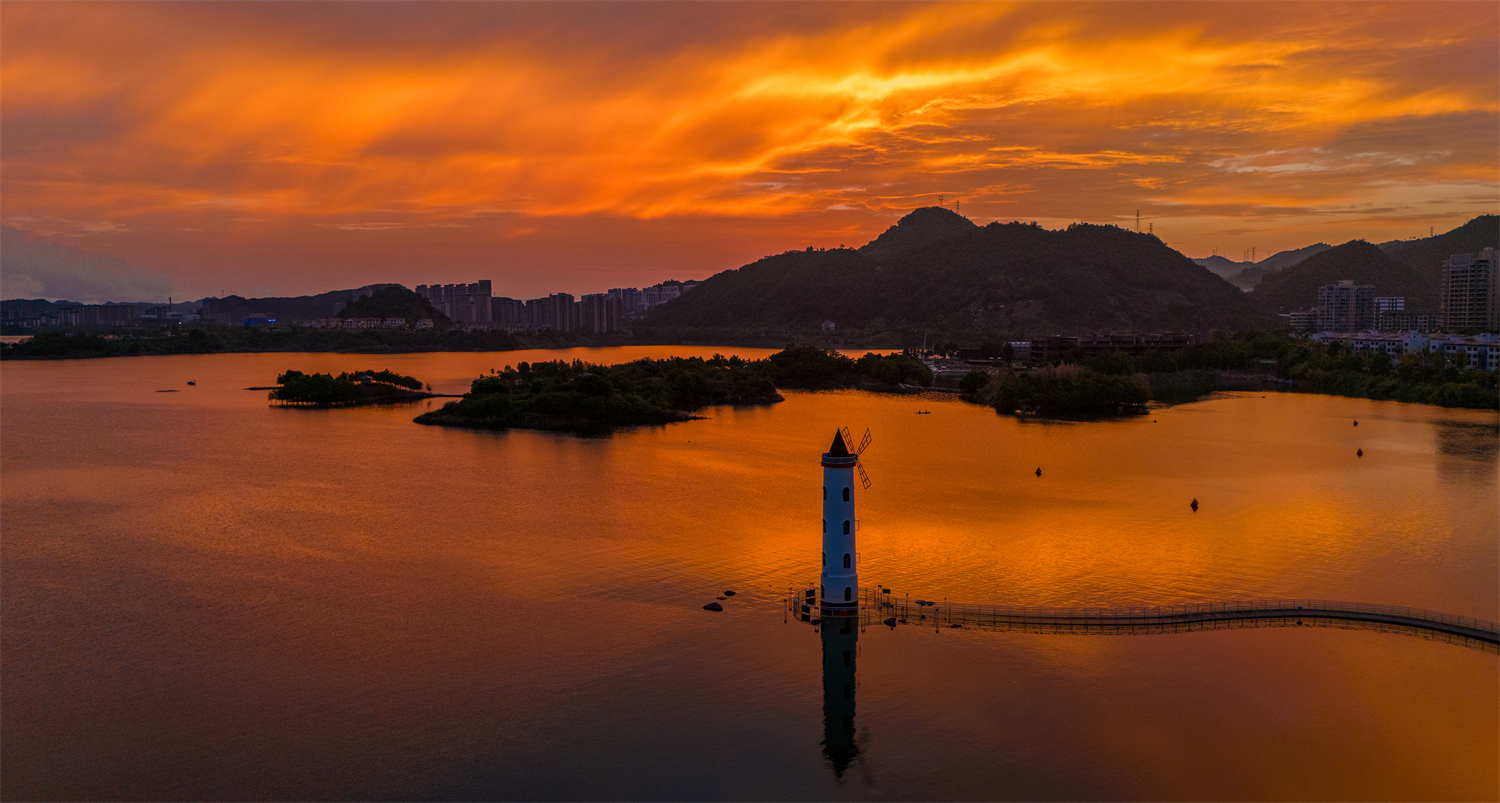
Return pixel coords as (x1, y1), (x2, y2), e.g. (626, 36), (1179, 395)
(3, 347), (1497, 801)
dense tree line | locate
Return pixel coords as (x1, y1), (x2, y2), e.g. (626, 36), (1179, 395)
(270, 369), (427, 406)
(0, 326), (627, 359)
(963, 329), (1497, 412)
(415, 347), (934, 432)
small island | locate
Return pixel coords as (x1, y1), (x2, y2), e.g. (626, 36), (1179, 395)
(270, 369), (438, 407)
(413, 346), (933, 433)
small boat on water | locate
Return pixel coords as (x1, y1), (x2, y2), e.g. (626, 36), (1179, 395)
(186, 380), (196, 386)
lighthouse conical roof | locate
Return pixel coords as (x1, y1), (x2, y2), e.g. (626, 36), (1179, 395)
(827, 431), (851, 457)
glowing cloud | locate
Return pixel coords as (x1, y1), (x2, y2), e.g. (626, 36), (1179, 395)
(1, 1), (1495, 298)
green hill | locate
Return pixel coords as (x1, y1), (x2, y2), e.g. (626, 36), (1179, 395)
(640, 207), (1273, 342)
(337, 285), (449, 326)
(1251, 240), (1438, 314)
(1379, 215), (1499, 286)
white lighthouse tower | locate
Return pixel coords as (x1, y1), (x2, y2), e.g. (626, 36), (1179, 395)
(821, 431), (859, 613)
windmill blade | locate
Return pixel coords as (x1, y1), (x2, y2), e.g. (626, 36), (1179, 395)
(857, 461), (871, 490)
(840, 426), (852, 452)
(857, 428), (872, 456)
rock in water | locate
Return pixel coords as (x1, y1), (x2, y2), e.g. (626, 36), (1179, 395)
(883, 617), (897, 627)
(1190, 498), (1199, 512)
(703, 602), (723, 611)
(1357, 448), (1363, 457)
(716, 596), (726, 600)
(723, 590), (736, 596)
(1035, 467), (1042, 477)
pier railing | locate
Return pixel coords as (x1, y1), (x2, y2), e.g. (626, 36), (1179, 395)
(788, 587), (1499, 651)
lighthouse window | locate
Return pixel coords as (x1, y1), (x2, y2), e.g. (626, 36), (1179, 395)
(844, 586), (852, 601)
(842, 520), (850, 535)
(843, 553), (850, 568)
(842, 487), (850, 502)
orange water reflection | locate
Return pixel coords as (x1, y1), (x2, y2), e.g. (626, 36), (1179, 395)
(1, 350), (1495, 800)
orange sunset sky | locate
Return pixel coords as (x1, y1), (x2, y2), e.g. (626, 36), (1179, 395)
(2, 1), (1497, 301)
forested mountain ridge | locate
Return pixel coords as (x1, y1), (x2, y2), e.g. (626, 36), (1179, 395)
(1251, 240), (1438, 313)
(640, 207), (1275, 341)
(1379, 215), (1499, 285)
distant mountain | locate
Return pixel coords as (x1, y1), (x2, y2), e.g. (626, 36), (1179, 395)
(198, 284), (394, 322)
(1257, 243), (1333, 273)
(641, 207), (1274, 340)
(1251, 240), (1438, 313)
(1190, 255), (1251, 280)
(1197, 243), (1332, 291)
(1379, 215), (1499, 286)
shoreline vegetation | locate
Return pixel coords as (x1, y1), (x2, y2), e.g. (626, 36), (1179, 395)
(269, 369), (438, 407)
(412, 347), (932, 432)
(8, 329), (1497, 414)
(959, 330), (1499, 413)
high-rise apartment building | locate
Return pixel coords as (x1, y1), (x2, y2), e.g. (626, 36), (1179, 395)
(577, 294), (623, 334)
(1316, 280), (1374, 333)
(492, 297), (529, 330)
(1440, 248), (1497, 333)
(416, 281), (492, 324)
(525, 293), (576, 331)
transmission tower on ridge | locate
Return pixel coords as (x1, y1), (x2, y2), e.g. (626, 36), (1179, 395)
(1136, 210), (1141, 232)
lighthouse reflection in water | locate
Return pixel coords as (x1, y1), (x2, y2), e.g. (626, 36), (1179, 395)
(820, 614), (860, 776)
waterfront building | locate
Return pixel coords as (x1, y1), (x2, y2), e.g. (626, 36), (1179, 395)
(608, 287), (645, 316)
(1429, 333), (1500, 371)
(492, 297), (529, 330)
(576, 293), (622, 334)
(1289, 309), (1318, 332)
(526, 293), (576, 331)
(1316, 280), (1375, 333)
(1440, 248), (1498, 333)
(1027, 333), (1193, 363)
(1310, 331), (1430, 365)
(1377, 309), (1437, 333)
(820, 432), (859, 612)
(416, 281), (493, 324)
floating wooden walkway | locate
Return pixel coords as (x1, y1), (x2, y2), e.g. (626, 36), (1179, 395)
(789, 588), (1499, 653)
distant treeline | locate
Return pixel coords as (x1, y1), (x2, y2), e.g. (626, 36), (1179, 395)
(414, 346), (933, 432)
(962, 330), (1499, 412)
(0, 327), (630, 359)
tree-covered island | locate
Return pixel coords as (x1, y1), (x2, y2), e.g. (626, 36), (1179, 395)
(413, 347), (932, 433)
(270, 369), (433, 407)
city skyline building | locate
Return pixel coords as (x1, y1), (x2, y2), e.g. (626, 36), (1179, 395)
(1440, 248), (1498, 333)
(1316, 280), (1375, 333)
(416, 281), (492, 324)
